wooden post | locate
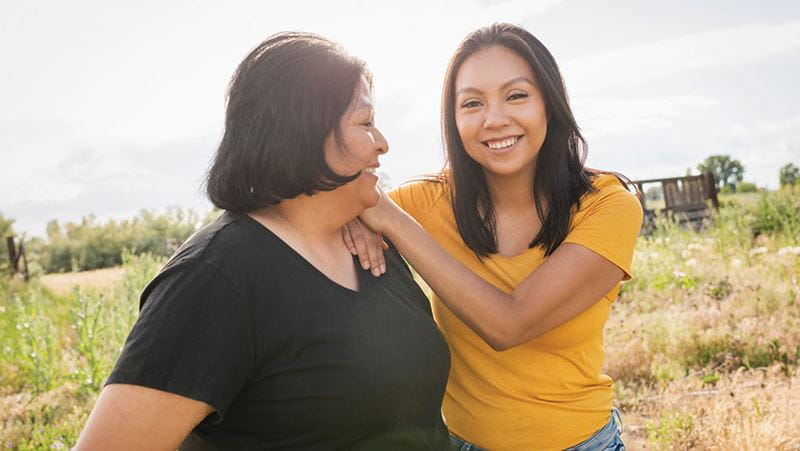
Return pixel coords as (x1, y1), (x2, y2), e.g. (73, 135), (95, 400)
(6, 236), (29, 281)
(703, 172), (719, 209)
(634, 182), (647, 211)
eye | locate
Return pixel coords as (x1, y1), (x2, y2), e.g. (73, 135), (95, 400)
(460, 99), (482, 109)
(508, 92), (528, 101)
(362, 119), (374, 128)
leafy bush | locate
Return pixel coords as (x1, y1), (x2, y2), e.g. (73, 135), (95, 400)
(39, 208), (214, 273)
(750, 190), (800, 241)
(736, 181), (758, 193)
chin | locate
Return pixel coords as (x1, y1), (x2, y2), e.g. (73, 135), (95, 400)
(361, 189), (381, 208)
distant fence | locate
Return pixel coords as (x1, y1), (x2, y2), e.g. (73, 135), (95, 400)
(6, 236), (29, 281)
(632, 172), (719, 230)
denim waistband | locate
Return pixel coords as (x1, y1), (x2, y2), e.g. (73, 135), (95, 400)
(564, 408), (624, 451)
(449, 408), (623, 451)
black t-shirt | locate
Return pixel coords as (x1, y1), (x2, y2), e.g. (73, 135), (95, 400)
(107, 212), (452, 450)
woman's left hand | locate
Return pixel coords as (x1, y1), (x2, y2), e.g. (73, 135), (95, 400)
(342, 218), (388, 277)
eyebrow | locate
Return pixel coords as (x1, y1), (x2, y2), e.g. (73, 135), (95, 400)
(456, 77), (537, 96)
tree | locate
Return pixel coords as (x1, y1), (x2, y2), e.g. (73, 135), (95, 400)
(697, 155), (744, 191)
(644, 186), (663, 202)
(779, 163), (799, 187)
(0, 213), (15, 273)
(0, 213), (13, 240)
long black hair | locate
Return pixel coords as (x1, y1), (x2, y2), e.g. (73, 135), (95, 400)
(441, 23), (597, 257)
(206, 32), (369, 213)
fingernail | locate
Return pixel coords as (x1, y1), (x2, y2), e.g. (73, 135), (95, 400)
(372, 268), (381, 277)
(380, 264), (386, 274)
(362, 261), (370, 270)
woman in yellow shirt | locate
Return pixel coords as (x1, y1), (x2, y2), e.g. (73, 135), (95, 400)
(345, 23), (642, 450)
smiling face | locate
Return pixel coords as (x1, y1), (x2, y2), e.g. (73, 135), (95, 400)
(454, 45), (547, 182)
(324, 74), (389, 210)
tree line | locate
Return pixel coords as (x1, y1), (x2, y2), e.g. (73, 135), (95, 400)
(2, 156), (798, 275)
(1, 208), (218, 275)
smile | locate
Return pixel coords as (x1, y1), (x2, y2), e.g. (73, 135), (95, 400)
(483, 135), (521, 151)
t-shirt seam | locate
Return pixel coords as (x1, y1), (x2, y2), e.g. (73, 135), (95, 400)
(417, 182), (449, 227)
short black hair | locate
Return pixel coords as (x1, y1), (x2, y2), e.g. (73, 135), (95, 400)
(206, 32), (371, 212)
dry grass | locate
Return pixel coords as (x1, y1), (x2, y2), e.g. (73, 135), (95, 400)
(1, 191), (798, 449)
(620, 366), (800, 450)
(603, 192), (800, 449)
(39, 266), (124, 296)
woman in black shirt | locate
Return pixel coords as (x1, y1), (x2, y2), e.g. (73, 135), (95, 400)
(75, 32), (451, 450)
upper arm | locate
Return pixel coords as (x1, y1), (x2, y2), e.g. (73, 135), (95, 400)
(505, 183), (643, 346)
(74, 384), (214, 450)
(508, 243), (625, 345)
(106, 261), (256, 422)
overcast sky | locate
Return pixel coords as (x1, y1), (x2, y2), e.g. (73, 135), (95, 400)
(2, 0), (799, 236)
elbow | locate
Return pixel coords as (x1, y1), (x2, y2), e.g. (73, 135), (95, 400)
(483, 327), (528, 352)
(487, 339), (514, 352)
(483, 320), (547, 351)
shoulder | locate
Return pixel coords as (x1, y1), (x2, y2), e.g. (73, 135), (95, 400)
(576, 173), (643, 221)
(388, 175), (450, 222)
(140, 212), (274, 307)
(164, 211), (256, 267)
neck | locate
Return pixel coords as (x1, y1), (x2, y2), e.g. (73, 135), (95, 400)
(484, 167), (537, 212)
(254, 190), (359, 244)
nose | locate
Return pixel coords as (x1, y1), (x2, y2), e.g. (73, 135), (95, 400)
(374, 127), (389, 155)
(483, 102), (511, 129)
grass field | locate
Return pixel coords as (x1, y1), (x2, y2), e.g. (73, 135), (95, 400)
(1, 190), (798, 449)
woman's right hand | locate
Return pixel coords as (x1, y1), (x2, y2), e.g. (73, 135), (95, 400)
(342, 218), (388, 277)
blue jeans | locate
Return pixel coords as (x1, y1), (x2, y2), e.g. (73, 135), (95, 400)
(449, 408), (625, 451)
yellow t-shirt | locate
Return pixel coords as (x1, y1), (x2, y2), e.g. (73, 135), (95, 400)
(388, 173), (643, 450)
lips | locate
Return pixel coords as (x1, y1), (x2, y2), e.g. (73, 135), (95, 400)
(482, 135), (522, 152)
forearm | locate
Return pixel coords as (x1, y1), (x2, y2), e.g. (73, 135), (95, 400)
(381, 208), (524, 350)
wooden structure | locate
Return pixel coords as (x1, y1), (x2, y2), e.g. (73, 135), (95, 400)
(632, 172), (719, 230)
(6, 236), (29, 281)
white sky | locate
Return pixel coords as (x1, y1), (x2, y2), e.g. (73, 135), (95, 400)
(2, 0), (799, 236)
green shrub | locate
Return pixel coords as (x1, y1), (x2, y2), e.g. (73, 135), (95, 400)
(737, 181), (758, 193)
(750, 191), (800, 242)
(39, 208), (206, 273)
(647, 411), (695, 449)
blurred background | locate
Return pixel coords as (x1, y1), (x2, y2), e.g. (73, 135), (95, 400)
(1, 0), (798, 236)
(1, 1), (799, 449)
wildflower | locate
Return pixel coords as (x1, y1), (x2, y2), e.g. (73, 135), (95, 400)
(51, 441), (65, 450)
(777, 246), (800, 256)
(749, 246), (768, 256)
(686, 259), (697, 267)
(731, 258), (743, 268)
(673, 270), (687, 278)
(681, 250), (691, 259)
(0, 306), (5, 314)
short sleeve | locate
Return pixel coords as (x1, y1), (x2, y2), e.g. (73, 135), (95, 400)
(388, 179), (448, 225)
(106, 260), (254, 423)
(562, 179), (643, 280)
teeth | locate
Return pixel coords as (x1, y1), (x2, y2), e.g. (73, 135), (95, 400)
(364, 167), (375, 174)
(487, 136), (519, 150)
